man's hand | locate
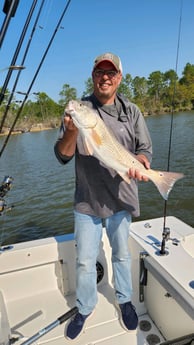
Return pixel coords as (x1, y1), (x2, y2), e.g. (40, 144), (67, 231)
(128, 154), (150, 182)
(56, 114), (78, 157)
(64, 114), (78, 132)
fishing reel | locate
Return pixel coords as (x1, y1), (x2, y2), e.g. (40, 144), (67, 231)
(0, 176), (14, 216)
(0, 176), (13, 198)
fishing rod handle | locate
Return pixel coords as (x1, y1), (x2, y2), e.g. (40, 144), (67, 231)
(19, 306), (78, 345)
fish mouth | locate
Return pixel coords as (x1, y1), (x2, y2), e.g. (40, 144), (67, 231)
(65, 100), (98, 129)
(65, 100), (77, 114)
(65, 106), (74, 115)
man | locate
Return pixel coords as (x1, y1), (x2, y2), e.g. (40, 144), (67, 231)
(54, 52), (152, 340)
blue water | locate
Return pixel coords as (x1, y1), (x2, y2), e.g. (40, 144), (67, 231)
(0, 111), (193, 245)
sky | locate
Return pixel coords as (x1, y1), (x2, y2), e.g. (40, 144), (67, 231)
(0, 0), (194, 103)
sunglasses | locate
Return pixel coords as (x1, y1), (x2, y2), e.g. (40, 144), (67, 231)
(93, 69), (118, 78)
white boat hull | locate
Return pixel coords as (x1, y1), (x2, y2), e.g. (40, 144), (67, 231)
(0, 216), (194, 344)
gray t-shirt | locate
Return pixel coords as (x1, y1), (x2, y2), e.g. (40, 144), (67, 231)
(54, 94), (152, 218)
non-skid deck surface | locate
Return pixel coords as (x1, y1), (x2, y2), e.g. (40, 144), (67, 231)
(7, 284), (164, 345)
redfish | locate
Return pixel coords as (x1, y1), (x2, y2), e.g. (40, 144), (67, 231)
(65, 100), (184, 200)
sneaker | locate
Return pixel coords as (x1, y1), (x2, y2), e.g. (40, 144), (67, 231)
(66, 312), (92, 340)
(118, 301), (138, 331)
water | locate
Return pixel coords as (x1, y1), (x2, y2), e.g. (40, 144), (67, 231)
(0, 111), (193, 245)
(138, 111), (194, 225)
(0, 130), (75, 245)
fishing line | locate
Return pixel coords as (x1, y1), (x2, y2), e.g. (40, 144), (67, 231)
(166, 0), (183, 173)
(161, 0), (183, 253)
(0, 0), (72, 158)
(38, 0), (54, 29)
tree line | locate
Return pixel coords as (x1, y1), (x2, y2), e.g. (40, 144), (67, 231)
(0, 62), (194, 133)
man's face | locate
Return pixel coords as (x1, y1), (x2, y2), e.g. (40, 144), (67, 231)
(92, 61), (122, 104)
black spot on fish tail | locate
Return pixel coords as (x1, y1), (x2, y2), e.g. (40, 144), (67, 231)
(150, 171), (184, 200)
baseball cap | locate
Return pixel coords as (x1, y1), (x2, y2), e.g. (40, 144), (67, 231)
(93, 52), (123, 73)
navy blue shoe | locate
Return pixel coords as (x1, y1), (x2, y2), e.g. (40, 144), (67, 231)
(66, 312), (92, 340)
(118, 301), (138, 331)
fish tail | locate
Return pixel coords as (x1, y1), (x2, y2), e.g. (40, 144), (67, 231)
(150, 171), (184, 200)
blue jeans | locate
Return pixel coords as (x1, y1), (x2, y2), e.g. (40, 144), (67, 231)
(74, 210), (133, 315)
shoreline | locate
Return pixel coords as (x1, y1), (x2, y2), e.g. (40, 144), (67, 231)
(0, 126), (55, 137)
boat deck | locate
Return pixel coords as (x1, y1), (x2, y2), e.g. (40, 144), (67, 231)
(1, 216), (194, 344)
(7, 286), (164, 345)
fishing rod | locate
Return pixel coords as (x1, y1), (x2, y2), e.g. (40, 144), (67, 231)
(0, 0), (20, 48)
(0, 0), (38, 109)
(18, 307), (78, 345)
(0, 0), (72, 158)
(160, 0), (183, 255)
(0, 0), (46, 134)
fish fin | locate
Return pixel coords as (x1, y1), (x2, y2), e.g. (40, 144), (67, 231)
(83, 130), (102, 155)
(118, 172), (131, 184)
(91, 129), (102, 146)
(83, 138), (93, 155)
(149, 170), (184, 200)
